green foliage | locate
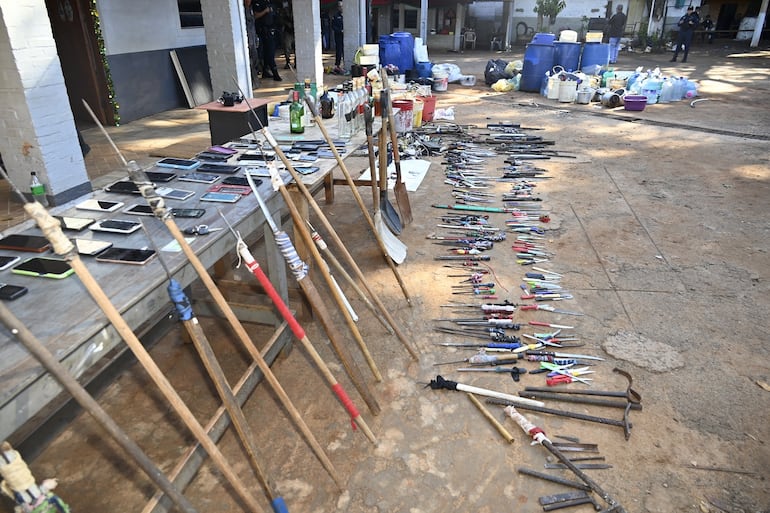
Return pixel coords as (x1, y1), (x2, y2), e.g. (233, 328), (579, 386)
(534, 0), (567, 18)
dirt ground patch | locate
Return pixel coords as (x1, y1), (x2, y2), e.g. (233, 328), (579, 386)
(20, 42), (770, 513)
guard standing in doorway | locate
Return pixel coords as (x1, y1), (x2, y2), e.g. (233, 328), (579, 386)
(252, 0), (282, 80)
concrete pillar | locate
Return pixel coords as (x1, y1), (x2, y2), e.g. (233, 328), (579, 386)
(503, 0), (514, 49)
(200, 0), (252, 99)
(342, 0), (362, 72)
(293, 0), (323, 87)
(0, 0), (90, 205)
(454, 3), (466, 51)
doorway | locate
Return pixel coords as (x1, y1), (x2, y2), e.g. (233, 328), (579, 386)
(45, 0), (113, 126)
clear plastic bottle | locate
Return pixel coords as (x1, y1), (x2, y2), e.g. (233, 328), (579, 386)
(338, 83), (353, 140)
(30, 172), (48, 207)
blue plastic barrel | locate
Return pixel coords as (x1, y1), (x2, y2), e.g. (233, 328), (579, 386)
(553, 41), (581, 72)
(392, 32), (415, 71)
(520, 43), (555, 92)
(531, 32), (556, 45)
(416, 61), (433, 78)
(379, 35), (400, 70)
(580, 43), (610, 72)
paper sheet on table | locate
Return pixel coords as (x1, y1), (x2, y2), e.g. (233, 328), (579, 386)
(359, 159), (431, 192)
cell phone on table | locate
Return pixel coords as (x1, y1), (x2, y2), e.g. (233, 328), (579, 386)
(179, 172), (220, 184)
(156, 187), (195, 201)
(104, 180), (141, 194)
(199, 191), (241, 203)
(207, 184), (252, 195)
(0, 283), (28, 300)
(295, 166), (320, 175)
(95, 247), (156, 265)
(221, 176), (263, 187)
(208, 145), (238, 155)
(73, 239), (114, 256)
(55, 216), (96, 232)
(90, 219), (142, 235)
(197, 163), (241, 174)
(155, 158), (201, 170)
(123, 204), (155, 216)
(0, 235), (51, 253)
(170, 208), (206, 218)
(196, 152), (231, 161)
(144, 171), (177, 183)
(0, 256), (21, 271)
(12, 257), (74, 279)
(76, 199), (124, 213)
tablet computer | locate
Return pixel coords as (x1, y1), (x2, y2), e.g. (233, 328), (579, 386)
(0, 234), (51, 253)
(55, 215), (96, 232)
(12, 257), (74, 279)
(156, 158), (201, 170)
(90, 219), (142, 235)
(95, 247), (156, 265)
(76, 199), (124, 213)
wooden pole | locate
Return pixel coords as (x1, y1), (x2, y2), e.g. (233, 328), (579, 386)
(0, 303), (201, 513)
(24, 201), (267, 513)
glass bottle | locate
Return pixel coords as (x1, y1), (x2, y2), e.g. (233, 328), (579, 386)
(320, 86), (334, 119)
(30, 172), (48, 207)
(290, 91), (305, 134)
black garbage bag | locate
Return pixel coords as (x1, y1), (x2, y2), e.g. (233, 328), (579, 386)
(484, 59), (511, 85)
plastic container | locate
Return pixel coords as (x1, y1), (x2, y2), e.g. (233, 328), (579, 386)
(392, 32), (415, 72)
(641, 78), (662, 104)
(558, 80), (578, 102)
(658, 78), (675, 103)
(623, 95), (647, 111)
(585, 31), (604, 43)
(520, 43), (555, 92)
(432, 69), (449, 92)
(559, 30), (578, 43)
(460, 75), (477, 86)
(419, 95), (436, 121)
(416, 61), (433, 78)
(412, 98), (424, 128)
(581, 43), (610, 72)
(532, 32), (556, 45)
(392, 99), (414, 133)
(553, 41), (581, 72)
(379, 35), (400, 70)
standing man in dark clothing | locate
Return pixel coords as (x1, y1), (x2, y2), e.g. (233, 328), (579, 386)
(671, 5), (699, 63)
(277, 0), (294, 69)
(252, 0), (282, 81)
(332, 2), (344, 73)
(607, 4), (627, 64)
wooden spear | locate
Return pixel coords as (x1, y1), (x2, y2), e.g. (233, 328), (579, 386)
(0, 302), (200, 513)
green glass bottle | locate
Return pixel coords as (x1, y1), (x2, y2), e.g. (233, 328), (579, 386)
(290, 90), (305, 134)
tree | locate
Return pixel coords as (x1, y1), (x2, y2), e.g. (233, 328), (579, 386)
(534, 0), (567, 30)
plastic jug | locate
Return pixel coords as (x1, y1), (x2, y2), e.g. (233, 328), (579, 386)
(658, 78), (674, 103)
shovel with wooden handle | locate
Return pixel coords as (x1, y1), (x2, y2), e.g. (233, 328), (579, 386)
(377, 87), (403, 235)
(385, 92), (413, 226)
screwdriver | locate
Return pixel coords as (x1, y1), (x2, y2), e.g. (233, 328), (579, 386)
(546, 374), (593, 386)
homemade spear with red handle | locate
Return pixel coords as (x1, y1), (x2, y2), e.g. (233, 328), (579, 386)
(503, 405), (628, 513)
(218, 196), (379, 443)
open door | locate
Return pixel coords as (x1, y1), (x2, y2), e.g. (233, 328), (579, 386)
(45, 0), (114, 126)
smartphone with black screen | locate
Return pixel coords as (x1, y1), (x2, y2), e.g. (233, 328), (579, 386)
(0, 284), (28, 300)
(170, 208), (206, 218)
(104, 180), (141, 194)
(12, 257), (74, 279)
(0, 256), (21, 271)
(123, 204), (155, 216)
(0, 235), (51, 253)
(156, 158), (201, 170)
(90, 219), (142, 234)
(95, 248), (156, 265)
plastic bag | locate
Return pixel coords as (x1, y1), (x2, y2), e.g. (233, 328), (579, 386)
(506, 60), (523, 74)
(432, 63), (463, 82)
(491, 78), (515, 92)
(484, 59), (511, 85)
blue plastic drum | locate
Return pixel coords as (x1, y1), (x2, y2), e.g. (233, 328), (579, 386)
(553, 41), (581, 72)
(520, 43), (555, 92)
(379, 35), (400, 70)
(416, 61), (433, 78)
(392, 32), (415, 72)
(581, 43), (610, 72)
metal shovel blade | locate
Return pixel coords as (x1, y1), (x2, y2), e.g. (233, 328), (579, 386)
(386, 98), (413, 225)
(379, 89), (402, 234)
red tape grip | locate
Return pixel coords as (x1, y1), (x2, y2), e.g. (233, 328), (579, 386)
(246, 261), (305, 339)
(332, 383), (360, 430)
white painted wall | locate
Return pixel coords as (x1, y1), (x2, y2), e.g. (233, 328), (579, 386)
(96, 0), (205, 55)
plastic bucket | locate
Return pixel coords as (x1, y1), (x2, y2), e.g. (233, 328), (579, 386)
(416, 61), (433, 78)
(558, 80), (578, 102)
(520, 43), (555, 92)
(581, 43), (610, 72)
(432, 70), (449, 92)
(419, 95), (436, 121)
(553, 41), (581, 72)
(392, 99), (414, 133)
(559, 29), (578, 42)
(532, 32), (556, 45)
(413, 98), (424, 128)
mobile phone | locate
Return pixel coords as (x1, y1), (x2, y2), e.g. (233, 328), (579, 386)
(208, 145), (238, 155)
(156, 158), (201, 170)
(76, 199), (124, 212)
(179, 172), (220, 184)
(200, 191), (241, 203)
(0, 235), (51, 253)
(207, 184), (252, 196)
(0, 256), (21, 271)
(0, 284), (28, 300)
(12, 257), (74, 279)
(295, 166), (320, 175)
(197, 163), (241, 174)
(144, 171), (177, 183)
(90, 219), (142, 235)
(104, 180), (141, 194)
(123, 204), (155, 216)
(196, 152), (231, 161)
(238, 152), (275, 161)
(73, 238), (114, 256)
(156, 187), (195, 201)
(55, 216), (96, 231)
(95, 247), (156, 265)
(170, 208), (206, 218)
(296, 154), (318, 163)
(221, 176), (262, 187)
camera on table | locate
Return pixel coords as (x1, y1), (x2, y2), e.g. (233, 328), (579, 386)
(218, 91), (243, 107)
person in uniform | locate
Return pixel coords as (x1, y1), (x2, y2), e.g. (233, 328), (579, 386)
(252, 0), (282, 80)
(671, 5), (699, 63)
